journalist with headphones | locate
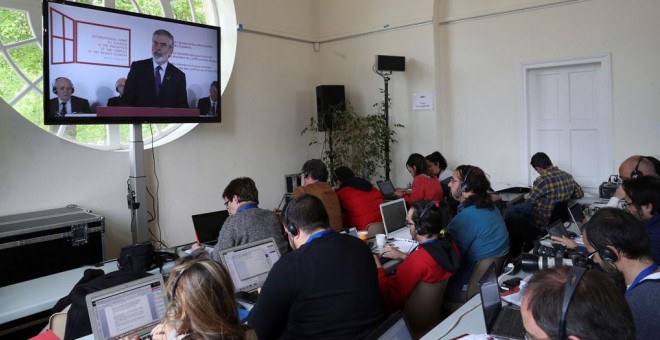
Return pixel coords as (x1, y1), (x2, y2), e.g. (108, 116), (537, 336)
(521, 265), (635, 340)
(376, 200), (460, 312)
(581, 207), (660, 339)
(445, 165), (509, 302)
(248, 194), (384, 339)
(49, 76), (91, 117)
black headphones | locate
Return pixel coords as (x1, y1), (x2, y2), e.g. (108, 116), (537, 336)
(631, 156), (644, 179)
(283, 199), (298, 237)
(558, 266), (587, 340)
(52, 77), (75, 94)
(414, 201), (439, 235)
(170, 265), (188, 300)
(586, 229), (618, 263)
(461, 166), (473, 192)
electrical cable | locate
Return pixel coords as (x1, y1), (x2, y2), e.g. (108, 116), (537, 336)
(149, 124), (166, 249)
(432, 302), (482, 339)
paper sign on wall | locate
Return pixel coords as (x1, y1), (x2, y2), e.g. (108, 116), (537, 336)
(412, 93), (434, 111)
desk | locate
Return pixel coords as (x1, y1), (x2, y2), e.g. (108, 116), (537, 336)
(421, 294), (485, 339)
(0, 261), (119, 325)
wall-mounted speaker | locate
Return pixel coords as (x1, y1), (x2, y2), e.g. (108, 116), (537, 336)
(376, 55), (405, 72)
(316, 85), (345, 132)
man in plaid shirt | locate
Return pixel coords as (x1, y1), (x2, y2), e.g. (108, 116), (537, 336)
(527, 152), (584, 227)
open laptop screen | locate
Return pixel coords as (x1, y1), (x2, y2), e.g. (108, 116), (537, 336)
(219, 237), (281, 293)
(191, 210), (229, 245)
(377, 179), (396, 197)
(86, 275), (168, 340)
(479, 262), (500, 332)
(568, 203), (586, 232)
(380, 198), (407, 237)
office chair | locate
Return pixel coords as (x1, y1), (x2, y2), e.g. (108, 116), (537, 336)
(403, 280), (449, 339)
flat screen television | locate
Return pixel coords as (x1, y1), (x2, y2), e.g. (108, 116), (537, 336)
(43, 0), (221, 125)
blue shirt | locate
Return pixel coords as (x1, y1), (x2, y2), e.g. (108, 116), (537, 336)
(446, 204), (509, 293)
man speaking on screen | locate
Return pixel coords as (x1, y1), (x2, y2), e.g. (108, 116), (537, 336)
(122, 29), (188, 108)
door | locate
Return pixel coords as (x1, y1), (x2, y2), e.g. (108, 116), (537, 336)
(522, 55), (612, 192)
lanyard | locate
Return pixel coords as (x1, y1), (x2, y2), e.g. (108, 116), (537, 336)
(237, 202), (258, 213)
(306, 229), (333, 244)
(626, 263), (659, 297)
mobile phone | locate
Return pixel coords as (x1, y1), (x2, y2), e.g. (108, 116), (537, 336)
(501, 277), (522, 290)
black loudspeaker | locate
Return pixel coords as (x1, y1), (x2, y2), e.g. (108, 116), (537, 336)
(316, 85), (345, 132)
(376, 55), (405, 72)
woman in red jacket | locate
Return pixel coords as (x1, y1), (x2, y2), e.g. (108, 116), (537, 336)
(397, 153), (444, 205)
(375, 201), (460, 312)
(334, 166), (384, 231)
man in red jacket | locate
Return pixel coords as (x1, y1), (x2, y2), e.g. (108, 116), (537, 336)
(333, 166), (383, 231)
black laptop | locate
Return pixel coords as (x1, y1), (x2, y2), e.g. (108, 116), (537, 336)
(191, 210), (229, 246)
(376, 179), (399, 200)
(479, 262), (526, 339)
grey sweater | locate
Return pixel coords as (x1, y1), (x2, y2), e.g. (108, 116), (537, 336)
(626, 277), (660, 340)
(209, 207), (289, 261)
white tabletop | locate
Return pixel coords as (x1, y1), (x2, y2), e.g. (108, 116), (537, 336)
(0, 261), (118, 324)
(421, 294), (486, 339)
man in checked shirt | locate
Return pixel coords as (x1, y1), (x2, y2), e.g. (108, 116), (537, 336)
(505, 152), (583, 230)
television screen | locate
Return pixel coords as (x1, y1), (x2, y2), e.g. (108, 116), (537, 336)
(43, 0), (221, 125)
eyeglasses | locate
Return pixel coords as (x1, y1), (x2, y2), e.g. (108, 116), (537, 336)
(587, 250), (598, 260)
(449, 178), (462, 184)
(223, 200), (229, 207)
(622, 201), (633, 212)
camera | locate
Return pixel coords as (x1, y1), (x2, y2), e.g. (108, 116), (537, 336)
(520, 248), (593, 272)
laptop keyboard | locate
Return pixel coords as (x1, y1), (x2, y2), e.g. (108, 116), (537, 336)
(492, 308), (526, 339)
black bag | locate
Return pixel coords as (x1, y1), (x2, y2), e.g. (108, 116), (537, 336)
(117, 241), (153, 272)
(599, 175), (620, 199)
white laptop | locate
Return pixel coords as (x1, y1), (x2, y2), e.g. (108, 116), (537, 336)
(379, 198), (412, 240)
(86, 275), (168, 340)
(568, 203), (587, 233)
(219, 237), (281, 303)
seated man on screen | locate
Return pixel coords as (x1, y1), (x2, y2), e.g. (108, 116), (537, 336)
(191, 177), (288, 257)
(122, 29), (188, 108)
(522, 267), (636, 340)
(197, 81), (219, 116)
(248, 194), (384, 339)
(49, 77), (91, 116)
(106, 77), (126, 107)
(582, 207), (660, 339)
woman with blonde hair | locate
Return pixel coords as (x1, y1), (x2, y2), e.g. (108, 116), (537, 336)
(149, 258), (255, 340)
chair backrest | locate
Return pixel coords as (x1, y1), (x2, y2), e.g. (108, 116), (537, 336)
(465, 250), (509, 301)
(403, 280), (448, 338)
(367, 222), (385, 238)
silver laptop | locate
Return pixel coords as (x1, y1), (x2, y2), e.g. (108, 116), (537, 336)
(219, 237), (281, 302)
(86, 275), (168, 340)
(568, 203), (587, 233)
(379, 198), (411, 240)
(479, 263), (526, 339)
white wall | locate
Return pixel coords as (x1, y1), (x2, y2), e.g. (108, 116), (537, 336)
(435, 0), (660, 184)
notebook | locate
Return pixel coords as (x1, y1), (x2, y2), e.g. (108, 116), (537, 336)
(546, 219), (569, 238)
(376, 179), (400, 200)
(568, 203), (587, 233)
(219, 237), (281, 303)
(86, 275), (168, 340)
(479, 263), (526, 340)
(379, 198), (412, 240)
(191, 210), (229, 246)
(364, 311), (413, 340)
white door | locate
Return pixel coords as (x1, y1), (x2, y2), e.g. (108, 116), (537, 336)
(522, 55), (612, 192)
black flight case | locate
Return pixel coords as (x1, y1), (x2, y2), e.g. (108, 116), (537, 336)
(0, 205), (105, 287)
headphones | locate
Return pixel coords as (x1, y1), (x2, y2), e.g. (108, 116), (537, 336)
(283, 199), (298, 237)
(52, 77), (75, 94)
(414, 201), (440, 235)
(170, 266), (188, 300)
(461, 166), (473, 192)
(586, 229), (618, 263)
(558, 266), (587, 340)
(631, 156), (644, 179)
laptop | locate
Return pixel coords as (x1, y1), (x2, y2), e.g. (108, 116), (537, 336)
(364, 311), (413, 340)
(546, 219), (570, 238)
(86, 275), (168, 340)
(376, 179), (400, 200)
(191, 210), (229, 246)
(219, 237), (282, 304)
(568, 203), (587, 233)
(379, 198), (412, 240)
(479, 263), (526, 339)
